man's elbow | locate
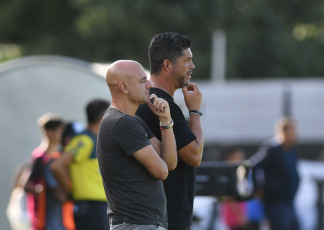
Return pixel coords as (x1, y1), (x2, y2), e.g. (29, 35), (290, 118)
(191, 159), (202, 167)
(168, 164), (176, 171)
(152, 169), (169, 180)
(188, 153), (203, 167)
(167, 159), (178, 171)
(160, 171), (168, 180)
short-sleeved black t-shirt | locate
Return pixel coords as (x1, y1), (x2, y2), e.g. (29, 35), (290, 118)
(136, 88), (197, 228)
(97, 107), (167, 227)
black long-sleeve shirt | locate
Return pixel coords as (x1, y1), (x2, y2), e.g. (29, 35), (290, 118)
(251, 138), (300, 205)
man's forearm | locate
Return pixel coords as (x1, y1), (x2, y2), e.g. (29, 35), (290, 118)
(50, 164), (72, 193)
(189, 114), (204, 154)
(160, 126), (177, 171)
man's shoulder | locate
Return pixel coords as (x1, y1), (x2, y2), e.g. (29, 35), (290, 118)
(65, 134), (93, 154)
(103, 107), (125, 121)
(108, 114), (145, 134)
(32, 147), (45, 159)
(260, 138), (280, 149)
(73, 133), (92, 142)
(251, 138), (279, 165)
(149, 87), (164, 95)
(149, 88), (173, 101)
(102, 109), (132, 128)
(118, 113), (138, 125)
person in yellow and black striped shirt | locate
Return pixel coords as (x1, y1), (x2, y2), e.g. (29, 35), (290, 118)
(51, 99), (110, 230)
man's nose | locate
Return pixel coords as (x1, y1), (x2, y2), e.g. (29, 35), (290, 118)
(190, 61), (195, 70)
(147, 80), (152, 89)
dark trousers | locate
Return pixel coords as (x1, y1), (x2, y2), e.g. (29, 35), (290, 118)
(74, 200), (109, 230)
(230, 227), (248, 230)
(264, 202), (299, 230)
(249, 222), (261, 230)
(168, 227), (190, 230)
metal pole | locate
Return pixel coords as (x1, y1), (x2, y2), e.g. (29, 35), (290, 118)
(211, 29), (226, 84)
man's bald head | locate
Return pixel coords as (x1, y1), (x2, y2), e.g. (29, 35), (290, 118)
(106, 60), (143, 89)
(275, 117), (297, 146)
(105, 60), (151, 109)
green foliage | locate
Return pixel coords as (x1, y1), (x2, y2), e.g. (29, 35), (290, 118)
(1, 0), (324, 79)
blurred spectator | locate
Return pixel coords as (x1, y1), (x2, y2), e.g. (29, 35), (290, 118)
(250, 117), (300, 230)
(246, 198), (266, 230)
(6, 163), (31, 230)
(24, 113), (75, 230)
(61, 122), (84, 148)
(51, 99), (110, 230)
(317, 147), (324, 162)
(220, 148), (250, 230)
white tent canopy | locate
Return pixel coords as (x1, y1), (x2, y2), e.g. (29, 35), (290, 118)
(0, 55), (111, 229)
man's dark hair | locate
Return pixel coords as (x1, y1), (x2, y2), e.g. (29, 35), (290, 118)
(148, 32), (191, 75)
(37, 113), (64, 131)
(86, 99), (110, 124)
(62, 122), (78, 143)
(44, 120), (64, 131)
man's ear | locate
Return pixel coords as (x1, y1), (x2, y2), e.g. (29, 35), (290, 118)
(119, 81), (128, 94)
(163, 59), (173, 73)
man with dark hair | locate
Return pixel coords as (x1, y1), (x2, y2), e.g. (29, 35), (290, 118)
(51, 99), (110, 230)
(86, 100), (109, 124)
(97, 60), (177, 230)
(250, 117), (300, 230)
(24, 113), (73, 230)
(61, 122), (84, 148)
(136, 32), (204, 230)
(149, 33), (192, 75)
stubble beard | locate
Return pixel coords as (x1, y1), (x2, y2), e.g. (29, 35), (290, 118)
(176, 75), (189, 88)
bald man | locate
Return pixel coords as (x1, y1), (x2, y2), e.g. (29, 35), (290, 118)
(97, 60), (177, 230)
(251, 117), (300, 230)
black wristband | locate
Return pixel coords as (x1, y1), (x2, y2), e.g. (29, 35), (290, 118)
(189, 110), (203, 117)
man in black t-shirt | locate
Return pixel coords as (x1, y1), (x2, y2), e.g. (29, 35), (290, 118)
(97, 60), (177, 230)
(136, 32), (204, 230)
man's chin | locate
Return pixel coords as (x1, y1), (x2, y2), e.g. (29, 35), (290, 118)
(143, 97), (151, 104)
(181, 80), (190, 88)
